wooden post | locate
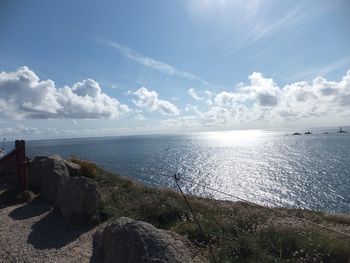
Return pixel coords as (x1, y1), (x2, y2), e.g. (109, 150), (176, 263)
(15, 140), (27, 191)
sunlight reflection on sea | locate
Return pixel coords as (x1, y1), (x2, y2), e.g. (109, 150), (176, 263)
(27, 128), (350, 213)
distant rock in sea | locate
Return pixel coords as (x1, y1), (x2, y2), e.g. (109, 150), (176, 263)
(339, 127), (347, 133)
(305, 131), (312, 135)
(292, 132), (301, 135)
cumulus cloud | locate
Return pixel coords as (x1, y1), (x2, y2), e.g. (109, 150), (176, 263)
(132, 87), (179, 115)
(2, 66), (349, 134)
(0, 66), (129, 119)
(188, 70), (350, 128)
(245, 72), (281, 106)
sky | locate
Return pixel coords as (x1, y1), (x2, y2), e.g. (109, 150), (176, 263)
(0, 0), (350, 140)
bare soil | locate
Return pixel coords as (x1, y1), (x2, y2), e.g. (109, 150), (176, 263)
(0, 193), (96, 263)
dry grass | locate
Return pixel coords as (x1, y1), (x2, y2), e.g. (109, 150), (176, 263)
(70, 158), (98, 179)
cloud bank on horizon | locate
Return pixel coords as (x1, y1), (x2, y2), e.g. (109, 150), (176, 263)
(0, 66), (349, 138)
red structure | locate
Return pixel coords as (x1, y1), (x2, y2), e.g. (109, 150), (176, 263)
(0, 140), (28, 191)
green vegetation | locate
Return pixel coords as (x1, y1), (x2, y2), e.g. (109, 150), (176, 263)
(71, 160), (350, 262)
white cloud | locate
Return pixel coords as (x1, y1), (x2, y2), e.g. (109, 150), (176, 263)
(0, 125), (40, 137)
(202, 71), (350, 126)
(44, 127), (59, 135)
(187, 88), (204, 101)
(244, 72), (282, 106)
(0, 66), (129, 119)
(72, 79), (101, 97)
(181, 70), (350, 128)
(186, 0), (335, 51)
(289, 56), (350, 81)
(94, 36), (208, 85)
(132, 87), (179, 115)
(0, 125), (137, 140)
(2, 66), (349, 136)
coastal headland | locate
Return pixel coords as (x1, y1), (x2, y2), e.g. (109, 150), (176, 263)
(0, 155), (349, 262)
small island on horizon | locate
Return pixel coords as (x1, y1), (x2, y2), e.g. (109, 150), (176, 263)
(291, 126), (349, 136)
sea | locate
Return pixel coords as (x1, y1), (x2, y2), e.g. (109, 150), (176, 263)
(20, 127), (350, 213)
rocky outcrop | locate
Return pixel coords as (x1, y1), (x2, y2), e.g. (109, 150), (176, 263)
(28, 156), (47, 192)
(64, 160), (81, 178)
(56, 176), (100, 223)
(28, 156), (82, 193)
(27, 155), (101, 224)
(92, 217), (207, 263)
(40, 155), (70, 203)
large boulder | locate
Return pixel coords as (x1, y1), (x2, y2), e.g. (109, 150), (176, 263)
(56, 176), (100, 223)
(27, 156), (47, 192)
(40, 155), (70, 203)
(92, 217), (208, 263)
(28, 155), (81, 193)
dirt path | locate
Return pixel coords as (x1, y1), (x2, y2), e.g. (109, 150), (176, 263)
(0, 198), (96, 263)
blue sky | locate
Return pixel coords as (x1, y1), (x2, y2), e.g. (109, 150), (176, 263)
(0, 0), (350, 139)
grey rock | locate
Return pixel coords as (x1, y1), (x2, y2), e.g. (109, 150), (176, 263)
(40, 155), (69, 203)
(28, 156), (47, 192)
(92, 217), (207, 263)
(28, 156), (81, 193)
(56, 176), (100, 223)
(64, 160), (81, 177)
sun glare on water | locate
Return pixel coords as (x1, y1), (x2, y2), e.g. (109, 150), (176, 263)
(203, 130), (265, 146)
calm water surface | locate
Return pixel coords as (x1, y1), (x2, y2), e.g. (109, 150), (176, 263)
(24, 128), (350, 213)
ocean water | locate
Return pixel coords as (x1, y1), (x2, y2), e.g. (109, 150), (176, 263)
(24, 128), (350, 213)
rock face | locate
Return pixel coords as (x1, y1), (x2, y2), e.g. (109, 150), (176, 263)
(27, 154), (101, 224)
(64, 160), (81, 178)
(56, 176), (100, 223)
(28, 156), (82, 192)
(92, 217), (207, 263)
(40, 155), (70, 203)
(27, 156), (47, 192)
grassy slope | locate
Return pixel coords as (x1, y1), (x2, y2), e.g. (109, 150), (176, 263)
(71, 159), (350, 263)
